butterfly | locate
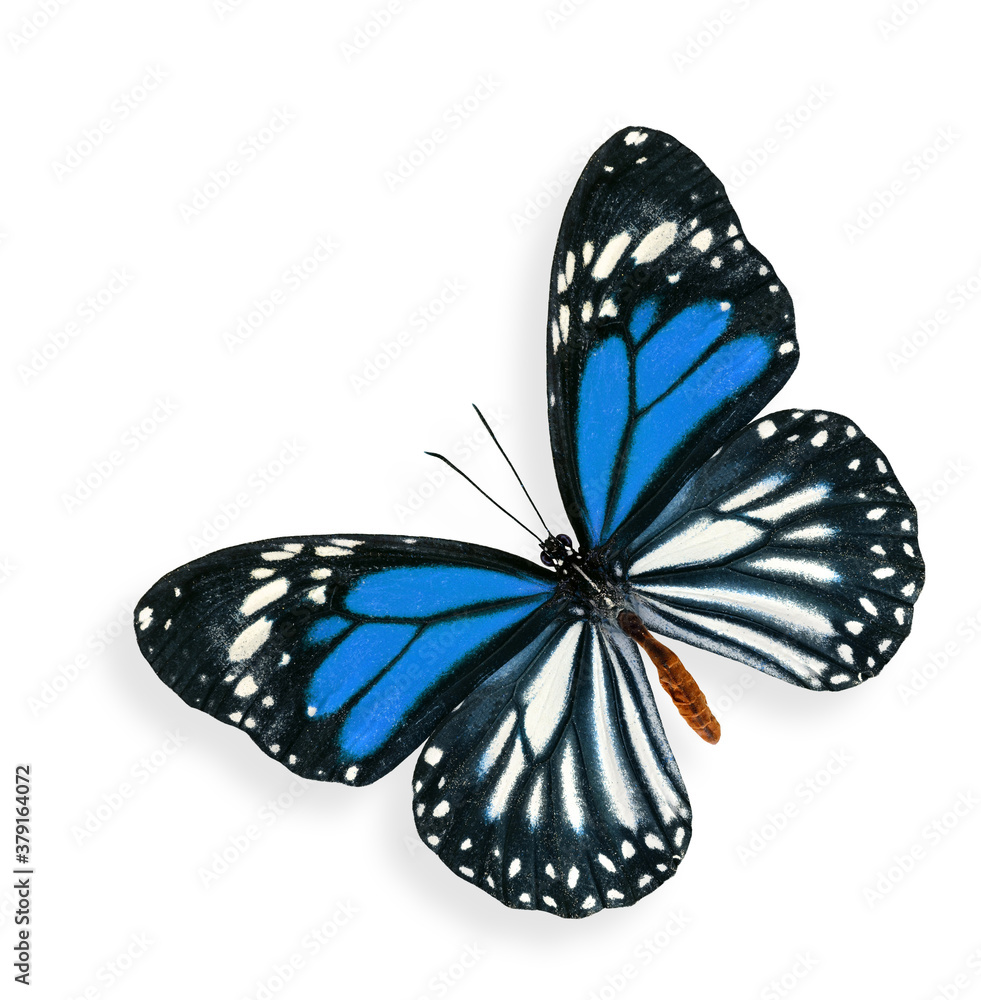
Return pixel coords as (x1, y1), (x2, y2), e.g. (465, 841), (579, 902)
(134, 127), (924, 919)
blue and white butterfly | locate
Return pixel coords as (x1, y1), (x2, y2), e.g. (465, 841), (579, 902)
(135, 128), (924, 919)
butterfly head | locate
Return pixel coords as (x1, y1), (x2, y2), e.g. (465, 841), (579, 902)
(539, 533), (577, 571)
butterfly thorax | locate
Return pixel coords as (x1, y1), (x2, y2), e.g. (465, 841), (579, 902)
(540, 534), (626, 615)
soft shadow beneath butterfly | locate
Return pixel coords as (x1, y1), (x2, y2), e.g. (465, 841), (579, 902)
(135, 128), (924, 919)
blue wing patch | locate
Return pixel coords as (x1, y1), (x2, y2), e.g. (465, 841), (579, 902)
(575, 303), (778, 543)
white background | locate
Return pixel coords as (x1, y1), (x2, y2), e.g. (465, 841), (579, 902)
(4, 1), (980, 997)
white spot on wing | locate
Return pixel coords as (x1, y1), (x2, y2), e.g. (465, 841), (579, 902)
(592, 232), (632, 279)
(631, 515), (765, 575)
(487, 740), (526, 820)
(691, 228), (712, 251)
(314, 543), (359, 557)
(519, 624), (583, 755)
(228, 617), (273, 662)
(745, 484), (830, 522)
(779, 525), (836, 542)
(632, 221), (677, 264)
(527, 774), (544, 827)
(234, 675), (258, 697)
(560, 741), (584, 831)
(717, 474), (785, 511)
(741, 556), (839, 583)
(480, 710), (517, 773)
(240, 578), (289, 616)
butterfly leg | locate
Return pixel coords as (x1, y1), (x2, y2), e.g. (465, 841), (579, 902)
(617, 611), (721, 745)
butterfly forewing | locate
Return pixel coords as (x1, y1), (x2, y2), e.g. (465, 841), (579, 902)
(135, 536), (556, 784)
(547, 127), (798, 550)
(413, 612), (691, 918)
(624, 410), (924, 688)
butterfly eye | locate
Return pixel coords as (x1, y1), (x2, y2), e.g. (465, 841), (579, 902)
(556, 534), (572, 549)
(540, 552), (554, 566)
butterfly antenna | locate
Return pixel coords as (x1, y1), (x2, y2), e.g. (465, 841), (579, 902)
(471, 404), (552, 537)
(424, 451), (544, 543)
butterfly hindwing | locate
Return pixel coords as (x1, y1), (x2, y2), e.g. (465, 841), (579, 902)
(135, 536), (556, 784)
(624, 410), (924, 689)
(547, 127), (798, 550)
(413, 610), (691, 918)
